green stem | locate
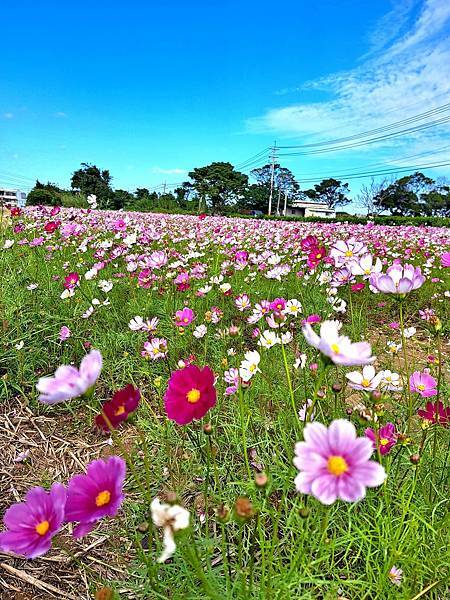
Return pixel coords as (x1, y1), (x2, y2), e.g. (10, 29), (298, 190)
(238, 384), (252, 480)
(398, 301), (413, 431)
(280, 341), (300, 426)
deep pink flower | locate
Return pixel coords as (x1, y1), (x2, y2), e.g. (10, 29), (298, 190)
(365, 423), (397, 455)
(65, 457), (126, 538)
(300, 235), (318, 252)
(175, 307), (195, 328)
(44, 221), (60, 233)
(441, 252), (450, 267)
(302, 314), (321, 326)
(409, 371), (437, 398)
(270, 298), (286, 312)
(50, 206), (61, 216)
(351, 282), (365, 292)
(0, 484), (66, 558)
(95, 384), (141, 431)
(63, 272), (79, 290)
(294, 420), (386, 504)
(164, 364), (216, 425)
(417, 401), (450, 427)
(36, 349), (102, 404)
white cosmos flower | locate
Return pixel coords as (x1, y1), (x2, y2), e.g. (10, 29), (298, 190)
(346, 365), (383, 391)
(403, 327), (416, 339)
(3, 239), (14, 249)
(379, 370), (403, 391)
(150, 498), (190, 563)
(239, 350), (261, 382)
(219, 283), (232, 294)
(258, 330), (280, 349)
(84, 267), (98, 280)
(60, 288), (75, 299)
(281, 331), (293, 344)
(193, 324), (207, 338)
(283, 299), (302, 316)
(294, 353), (307, 369)
(129, 316), (144, 331)
(98, 279), (113, 293)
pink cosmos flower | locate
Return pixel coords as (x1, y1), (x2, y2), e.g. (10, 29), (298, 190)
(302, 314), (321, 326)
(0, 484), (66, 558)
(365, 423), (397, 455)
(175, 307), (195, 328)
(294, 419), (386, 504)
(141, 338), (168, 360)
(174, 271), (190, 291)
(164, 364), (216, 425)
(303, 320), (375, 366)
(417, 401), (450, 427)
(148, 250), (168, 269)
(36, 349), (103, 404)
(59, 325), (71, 341)
(65, 456), (126, 538)
(63, 272), (80, 290)
(441, 252), (450, 267)
(270, 298), (286, 312)
(370, 263), (425, 294)
(409, 371), (437, 398)
(95, 384), (141, 431)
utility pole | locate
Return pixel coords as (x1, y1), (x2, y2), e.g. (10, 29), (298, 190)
(268, 142), (277, 216)
(283, 191), (288, 216)
(276, 188), (281, 215)
(162, 181), (167, 194)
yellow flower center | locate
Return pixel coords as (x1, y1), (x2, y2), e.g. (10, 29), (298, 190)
(249, 364), (256, 372)
(361, 379), (371, 387)
(364, 268), (371, 274)
(183, 317), (189, 323)
(331, 343), (340, 354)
(417, 384), (425, 391)
(186, 388), (201, 403)
(35, 520), (50, 536)
(316, 253), (321, 259)
(327, 455), (349, 476)
(96, 490), (111, 507)
(345, 250), (353, 257)
(380, 438), (389, 446)
(114, 405), (126, 416)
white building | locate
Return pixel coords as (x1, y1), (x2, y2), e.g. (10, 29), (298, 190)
(0, 188), (27, 208)
(284, 199), (335, 218)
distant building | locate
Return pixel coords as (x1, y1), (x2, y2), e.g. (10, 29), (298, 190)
(0, 188), (27, 208)
(284, 199), (335, 218)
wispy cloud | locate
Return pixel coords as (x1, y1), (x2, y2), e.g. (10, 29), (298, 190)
(54, 111), (67, 118)
(247, 0), (450, 159)
(3, 112), (14, 120)
(151, 167), (187, 175)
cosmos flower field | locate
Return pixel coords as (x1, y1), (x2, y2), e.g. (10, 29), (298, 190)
(0, 205), (449, 599)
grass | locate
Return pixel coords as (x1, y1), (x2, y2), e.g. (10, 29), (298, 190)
(0, 208), (449, 599)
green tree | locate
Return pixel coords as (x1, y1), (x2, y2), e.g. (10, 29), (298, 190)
(249, 164), (299, 213)
(187, 162), (248, 213)
(373, 172), (435, 216)
(304, 178), (350, 209)
(26, 188), (59, 206)
(71, 163), (113, 209)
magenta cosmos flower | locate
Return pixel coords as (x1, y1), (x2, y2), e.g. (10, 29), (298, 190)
(441, 252), (450, 267)
(95, 384), (141, 431)
(294, 420), (386, 504)
(302, 320), (375, 366)
(36, 349), (102, 404)
(409, 371), (437, 398)
(65, 456), (126, 538)
(417, 401), (450, 427)
(369, 263), (425, 294)
(174, 307), (195, 328)
(164, 364), (216, 425)
(0, 484), (66, 558)
(365, 423), (397, 455)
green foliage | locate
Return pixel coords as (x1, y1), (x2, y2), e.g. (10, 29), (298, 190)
(304, 178), (351, 208)
(71, 163), (114, 209)
(188, 162), (248, 213)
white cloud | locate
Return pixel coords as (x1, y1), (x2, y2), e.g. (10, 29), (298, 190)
(247, 0), (450, 159)
(151, 167), (187, 175)
(3, 112), (14, 119)
(54, 111), (67, 118)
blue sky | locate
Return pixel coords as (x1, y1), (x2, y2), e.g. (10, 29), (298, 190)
(1, 0), (449, 206)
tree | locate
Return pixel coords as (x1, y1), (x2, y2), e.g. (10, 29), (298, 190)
(249, 164), (299, 213)
(304, 178), (350, 209)
(26, 188), (59, 206)
(187, 162), (248, 213)
(373, 172), (435, 216)
(356, 178), (391, 216)
(71, 163), (113, 209)
(112, 189), (135, 210)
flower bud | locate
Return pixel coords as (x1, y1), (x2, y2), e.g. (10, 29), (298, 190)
(234, 497), (254, 520)
(332, 382), (342, 393)
(255, 472), (268, 488)
(216, 503), (231, 523)
(203, 423), (213, 435)
(299, 507), (310, 518)
(95, 588), (114, 600)
(409, 454), (420, 465)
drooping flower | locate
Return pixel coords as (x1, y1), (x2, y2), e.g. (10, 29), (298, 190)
(369, 263), (425, 294)
(164, 364), (216, 425)
(346, 365), (383, 391)
(37, 349), (103, 404)
(365, 423), (397, 455)
(409, 371), (437, 398)
(65, 457), (126, 538)
(0, 484), (67, 558)
(293, 419), (386, 504)
(151, 497), (190, 563)
(95, 384), (141, 431)
(417, 401), (450, 427)
(302, 320), (375, 366)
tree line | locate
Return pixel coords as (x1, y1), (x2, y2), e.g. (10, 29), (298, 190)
(26, 161), (450, 217)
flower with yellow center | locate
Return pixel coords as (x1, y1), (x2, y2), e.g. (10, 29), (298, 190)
(186, 388), (201, 403)
(361, 378), (371, 387)
(96, 490), (111, 507)
(380, 438), (389, 446)
(345, 250), (353, 257)
(417, 384), (425, 391)
(327, 455), (349, 476)
(114, 405), (126, 416)
(331, 343), (340, 354)
(35, 520), (50, 536)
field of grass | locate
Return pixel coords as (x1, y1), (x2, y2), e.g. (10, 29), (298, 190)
(0, 206), (449, 599)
